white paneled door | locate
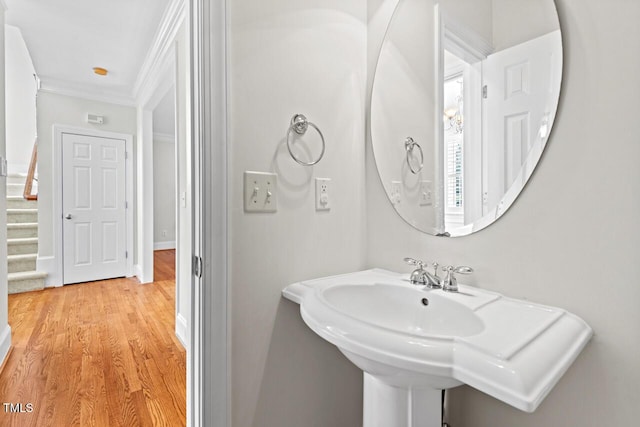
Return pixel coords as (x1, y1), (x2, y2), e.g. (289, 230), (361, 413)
(62, 133), (127, 284)
(482, 31), (561, 214)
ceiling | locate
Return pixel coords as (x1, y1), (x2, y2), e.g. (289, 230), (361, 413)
(5, 0), (173, 104)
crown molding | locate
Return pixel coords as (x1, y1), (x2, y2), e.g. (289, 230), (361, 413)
(133, 0), (186, 103)
(39, 77), (136, 107)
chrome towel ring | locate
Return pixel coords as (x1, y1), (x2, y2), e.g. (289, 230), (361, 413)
(404, 136), (423, 174)
(286, 114), (325, 166)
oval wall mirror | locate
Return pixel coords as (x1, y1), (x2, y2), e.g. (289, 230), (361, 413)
(371, 0), (562, 236)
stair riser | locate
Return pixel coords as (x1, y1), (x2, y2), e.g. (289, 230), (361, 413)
(6, 199), (37, 209)
(6, 175), (27, 185)
(8, 278), (45, 294)
(7, 211), (38, 223)
(6, 184), (24, 197)
(7, 227), (38, 239)
(8, 259), (37, 274)
(8, 243), (38, 256)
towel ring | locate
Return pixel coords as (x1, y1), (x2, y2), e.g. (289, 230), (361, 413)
(404, 137), (424, 174)
(286, 114), (325, 166)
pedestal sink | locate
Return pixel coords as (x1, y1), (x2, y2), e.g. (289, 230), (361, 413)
(282, 269), (592, 427)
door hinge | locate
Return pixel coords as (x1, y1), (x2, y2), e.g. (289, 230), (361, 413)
(193, 255), (203, 278)
(125, 251), (128, 259)
(125, 151), (128, 159)
(125, 201), (128, 209)
(482, 85), (488, 99)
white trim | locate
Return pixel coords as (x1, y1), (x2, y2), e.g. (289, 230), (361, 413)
(154, 132), (176, 143)
(136, 33), (178, 285)
(0, 1), (8, 12)
(154, 240), (176, 250)
(36, 255), (61, 287)
(39, 80), (136, 107)
(176, 313), (188, 349)
(191, 0), (229, 425)
(0, 325), (11, 368)
(134, 0), (186, 100)
(134, 264), (143, 280)
(52, 125), (135, 285)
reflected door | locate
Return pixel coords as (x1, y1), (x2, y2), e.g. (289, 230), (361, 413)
(62, 133), (127, 284)
(482, 31), (561, 214)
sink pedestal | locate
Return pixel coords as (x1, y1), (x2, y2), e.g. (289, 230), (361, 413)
(363, 374), (442, 427)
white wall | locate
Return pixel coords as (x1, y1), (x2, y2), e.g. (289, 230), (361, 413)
(365, 1), (640, 426)
(0, 7), (13, 365)
(152, 134), (176, 249)
(36, 92), (137, 269)
(5, 25), (36, 174)
(228, 0), (367, 425)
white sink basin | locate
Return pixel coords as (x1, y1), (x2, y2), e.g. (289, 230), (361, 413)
(323, 283), (484, 338)
(283, 269), (592, 427)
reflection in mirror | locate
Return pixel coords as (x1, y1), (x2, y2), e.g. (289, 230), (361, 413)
(371, 0), (562, 236)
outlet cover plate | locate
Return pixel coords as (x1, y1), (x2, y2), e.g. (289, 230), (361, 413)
(244, 171), (277, 213)
(315, 178), (331, 211)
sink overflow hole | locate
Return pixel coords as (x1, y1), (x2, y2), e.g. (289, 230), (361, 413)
(421, 298), (429, 306)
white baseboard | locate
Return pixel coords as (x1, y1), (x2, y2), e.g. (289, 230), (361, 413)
(176, 313), (188, 349)
(37, 255), (62, 287)
(134, 264), (143, 282)
(154, 241), (176, 250)
(0, 324), (12, 367)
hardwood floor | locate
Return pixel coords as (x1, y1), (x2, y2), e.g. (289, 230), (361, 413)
(0, 250), (185, 426)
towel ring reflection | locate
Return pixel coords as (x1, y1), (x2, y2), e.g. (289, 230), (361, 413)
(404, 137), (423, 174)
(286, 114), (325, 166)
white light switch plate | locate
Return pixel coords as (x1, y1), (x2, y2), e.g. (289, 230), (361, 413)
(244, 171), (277, 213)
(315, 178), (331, 211)
(419, 180), (433, 206)
(390, 181), (402, 205)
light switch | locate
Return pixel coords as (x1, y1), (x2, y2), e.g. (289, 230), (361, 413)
(419, 181), (433, 206)
(244, 171), (277, 213)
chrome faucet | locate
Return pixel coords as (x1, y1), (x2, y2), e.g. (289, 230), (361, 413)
(404, 258), (441, 289)
(441, 265), (473, 292)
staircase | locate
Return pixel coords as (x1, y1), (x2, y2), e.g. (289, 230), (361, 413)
(6, 173), (46, 294)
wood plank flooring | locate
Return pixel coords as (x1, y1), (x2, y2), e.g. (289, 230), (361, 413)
(0, 250), (185, 426)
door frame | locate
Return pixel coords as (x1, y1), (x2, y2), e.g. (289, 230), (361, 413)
(53, 125), (134, 286)
(190, 0), (229, 425)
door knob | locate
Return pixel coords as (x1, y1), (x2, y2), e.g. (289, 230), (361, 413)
(65, 214), (73, 220)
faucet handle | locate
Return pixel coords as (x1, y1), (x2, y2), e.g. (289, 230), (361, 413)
(404, 257), (426, 269)
(441, 265), (473, 292)
(453, 266), (473, 275)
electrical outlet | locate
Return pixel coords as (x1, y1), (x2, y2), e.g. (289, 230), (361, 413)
(315, 178), (331, 211)
(244, 171), (278, 213)
(419, 180), (433, 206)
(390, 181), (402, 205)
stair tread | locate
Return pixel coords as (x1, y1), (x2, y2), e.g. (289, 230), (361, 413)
(7, 209), (38, 214)
(7, 253), (37, 261)
(7, 222), (38, 229)
(8, 271), (47, 280)
(7, 237), (38, 245)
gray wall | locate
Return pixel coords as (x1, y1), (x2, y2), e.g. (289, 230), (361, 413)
(228, 0), (367, 425)
(366, 0), (640, 426)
